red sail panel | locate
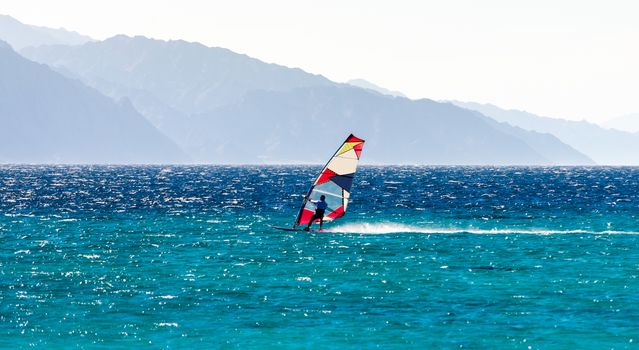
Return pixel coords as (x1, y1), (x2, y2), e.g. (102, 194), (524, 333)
(297, 208), (315, 225)
(327, 206), (345, 220)
(346, 134), (365, 143)
(315, 169), (337, 185)
(354, 143), (364, 158)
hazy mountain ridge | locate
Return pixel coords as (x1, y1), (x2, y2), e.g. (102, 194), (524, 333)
(22, 35), (335, 115)
(0, 40), (185, 164)
(21, 36), (594, 165)
(21, 35), (337, 155)
(452, 101), (639, 165)
(347, 79), (407, 98)
(0, 14), (92, 50)
(467, 110), (593, 165)
(184, 86), (593, 165)
(603, 113), (639, 134)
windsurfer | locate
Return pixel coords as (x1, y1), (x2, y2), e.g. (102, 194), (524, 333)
(304, 195), (328, 231)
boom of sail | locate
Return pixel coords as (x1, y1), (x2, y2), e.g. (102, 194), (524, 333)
(294, 134), (365, 228)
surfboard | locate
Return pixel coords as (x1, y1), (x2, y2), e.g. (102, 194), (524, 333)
(272, 226), (323, 233)
(275, 133), (365, 232)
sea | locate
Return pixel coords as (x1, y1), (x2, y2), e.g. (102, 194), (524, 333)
(1, 165), (638, 349)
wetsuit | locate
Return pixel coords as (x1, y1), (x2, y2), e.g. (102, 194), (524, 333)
(306, 199), (328, 229)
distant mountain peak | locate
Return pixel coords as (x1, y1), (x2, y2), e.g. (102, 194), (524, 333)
(347, 79), (406, 98)
(0, 14), (93, 50)
(603, 113), (639, 133)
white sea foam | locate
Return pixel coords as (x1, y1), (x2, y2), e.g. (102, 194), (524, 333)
(156, 295), (178, 299)
(156, 322), (178, 327)
(79, 254), (100, 259)
(326, 222), (638, 235)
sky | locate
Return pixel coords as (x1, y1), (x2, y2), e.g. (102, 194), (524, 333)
(3, 0), (638, 122)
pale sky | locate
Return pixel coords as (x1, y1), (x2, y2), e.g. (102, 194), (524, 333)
(3, 0), (638, 122)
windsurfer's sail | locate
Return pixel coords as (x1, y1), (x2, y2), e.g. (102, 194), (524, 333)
(294, 134), (365, 228)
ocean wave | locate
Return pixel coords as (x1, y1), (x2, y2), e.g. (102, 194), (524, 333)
(327, 222), (637, 235)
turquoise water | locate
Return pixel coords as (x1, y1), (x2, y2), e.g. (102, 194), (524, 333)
(1, 166), (638, 349)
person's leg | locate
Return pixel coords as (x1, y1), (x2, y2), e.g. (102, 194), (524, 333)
(305, 213), (319, 230)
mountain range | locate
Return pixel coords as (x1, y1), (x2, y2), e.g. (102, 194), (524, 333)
(20, 34), (596, 165)
(0, 14), (627, 165)
(451, 101), (639, 165)
(0, 40), (184, 163)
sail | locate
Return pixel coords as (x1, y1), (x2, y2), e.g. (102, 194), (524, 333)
(294, 134), (365, 227)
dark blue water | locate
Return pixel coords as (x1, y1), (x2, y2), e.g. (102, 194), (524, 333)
(1, 166), (638, 349)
